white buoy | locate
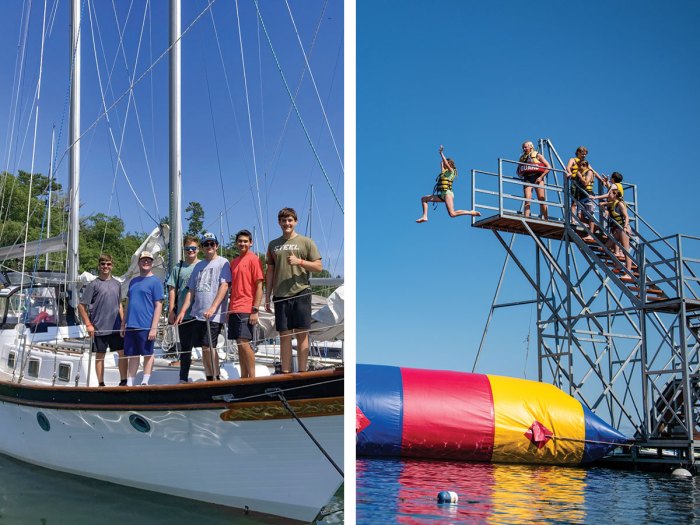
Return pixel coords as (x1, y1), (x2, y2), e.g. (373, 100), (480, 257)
(437, 491), (459, 504)
(671, 468), (692, 478)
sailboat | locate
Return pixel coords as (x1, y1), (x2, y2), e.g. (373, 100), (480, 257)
(0, 1), (343, 522)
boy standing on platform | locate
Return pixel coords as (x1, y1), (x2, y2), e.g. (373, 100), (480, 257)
(265, 208), (322, 374)
(166, 235), (200, 383)
(121, 251), (164, 386)
(78, 254), (127, 387)
(175, 232), (231, 381)
(228, 229), (264, 379)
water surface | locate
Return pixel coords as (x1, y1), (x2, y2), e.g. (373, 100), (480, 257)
(357, 458), (699, 524)
(0, 454), (342, 524)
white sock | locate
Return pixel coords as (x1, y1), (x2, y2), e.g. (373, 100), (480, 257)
(142, 374), (151, 385)
(127, 377), (134, 386)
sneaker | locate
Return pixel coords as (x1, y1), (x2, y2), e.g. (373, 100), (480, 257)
(140, 383), (148, 386)
(98, 382), (106, 387)
(179, 380), (188, 384)
(118, 379), (127, 386)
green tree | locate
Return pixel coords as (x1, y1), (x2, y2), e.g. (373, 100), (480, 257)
(185, 201), (204, 236)
(78, 214), (144, 275)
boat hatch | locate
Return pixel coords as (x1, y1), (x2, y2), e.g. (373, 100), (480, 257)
(7, 351), (16, 369)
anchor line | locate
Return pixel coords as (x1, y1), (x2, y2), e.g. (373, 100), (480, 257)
(266, 387), (343, 477)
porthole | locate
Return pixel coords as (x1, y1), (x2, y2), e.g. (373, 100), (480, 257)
(7, 351), (15, 369)
(57, 363), (71, 382)
(129, 414), (151, 433)
(37, 412), (50, 432)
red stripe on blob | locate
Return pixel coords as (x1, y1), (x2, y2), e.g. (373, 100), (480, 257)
(400, 368), (495, 461)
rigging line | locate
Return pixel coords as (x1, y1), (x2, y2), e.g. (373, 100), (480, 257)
(1, 0), (32, 185)
(20, 0), (49, 294)
(103, 0), (160, 219)
(252, 0), (343, 215)
(1, 0), (31, 200)
(0, 0), (44, 244)
(52, 0), (222, 176)
(85, 0), (159, 227)
(312, 189), (334, 274)
(284, 0), (343, 174)
(93, 0), (136, 143)
(262, 0), (326, 186)
(256, 5), (267, 165)
(234, 0), (266, 249)
(206, 3), (250, 239)
(203, 60), (232, 243)
(147, 0), (155, 160)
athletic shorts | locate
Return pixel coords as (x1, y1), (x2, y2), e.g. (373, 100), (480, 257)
(578, 198), (595, 217)
(521, 173), (541, 185)
(123, 328), (155, 357)
(93, 332), (124, 353)
(177, 319), (197, 354)
(228, 313), (259, 341)
(274, 290), (312, 332)
(192, 320), (223, 348)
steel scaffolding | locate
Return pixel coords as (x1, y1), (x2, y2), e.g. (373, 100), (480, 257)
(471, 139), (699, 468)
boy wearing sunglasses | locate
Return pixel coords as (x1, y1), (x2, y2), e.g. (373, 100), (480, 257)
(166, 236), (200, 383)
(175, 232), (231, 381)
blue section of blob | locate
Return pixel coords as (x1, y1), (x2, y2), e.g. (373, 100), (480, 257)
(356, 364), (404, 457)
(581, 406), (628, 464)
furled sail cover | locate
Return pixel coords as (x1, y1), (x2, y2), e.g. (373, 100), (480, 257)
(356, 364), (627, 466)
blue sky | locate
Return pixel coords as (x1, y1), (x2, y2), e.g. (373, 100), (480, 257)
(357, 0), (700, 378)
(0, 0), (344, 276)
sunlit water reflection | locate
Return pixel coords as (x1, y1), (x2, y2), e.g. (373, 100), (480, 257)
(357, 458), (699, 524)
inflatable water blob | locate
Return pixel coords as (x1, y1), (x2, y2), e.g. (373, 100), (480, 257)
(356, 364), (628, 466)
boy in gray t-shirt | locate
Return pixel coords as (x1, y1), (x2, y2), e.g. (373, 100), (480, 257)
(175, 232), (231, 381)
(77, 254), (127, 386)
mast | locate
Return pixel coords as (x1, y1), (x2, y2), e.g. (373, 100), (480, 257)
(67, 0), (80, 308)
(45, 126), (55, 270)
(169, 0), (182, 271)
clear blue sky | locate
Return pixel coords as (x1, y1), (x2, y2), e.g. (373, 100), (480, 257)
(0, 0), (344, 276)
(357, 0), (700, 378)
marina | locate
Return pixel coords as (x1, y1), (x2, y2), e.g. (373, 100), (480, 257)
(0, 0), (343, 522)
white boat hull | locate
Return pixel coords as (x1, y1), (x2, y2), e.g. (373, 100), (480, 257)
(0, 400), (342, 522)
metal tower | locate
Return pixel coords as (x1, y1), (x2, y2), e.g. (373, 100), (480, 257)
(471, 139), (699, 468)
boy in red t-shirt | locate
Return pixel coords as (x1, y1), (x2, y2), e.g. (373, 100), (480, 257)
(228, 230), (264, 378)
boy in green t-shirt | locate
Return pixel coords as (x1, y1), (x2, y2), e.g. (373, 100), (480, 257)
(264, 208), (322, 374)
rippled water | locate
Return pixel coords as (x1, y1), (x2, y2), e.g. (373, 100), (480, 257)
(357, 458), (699, 524)
(0, 454), (343, 524)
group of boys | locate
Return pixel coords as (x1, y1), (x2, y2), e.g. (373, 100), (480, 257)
(78, 207), (322, 386)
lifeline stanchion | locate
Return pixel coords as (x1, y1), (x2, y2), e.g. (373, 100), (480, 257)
(266, 387), (343, 477)
(205, 318), (217, 379)
(86, 336), (94, 387)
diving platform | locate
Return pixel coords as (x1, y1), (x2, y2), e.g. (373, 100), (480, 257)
(474, 212), (572, 241)
(470, 138), (700, 471)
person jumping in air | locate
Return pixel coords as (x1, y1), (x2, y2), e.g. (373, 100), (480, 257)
(416, 145), (480, 223)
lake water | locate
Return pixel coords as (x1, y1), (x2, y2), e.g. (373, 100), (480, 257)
(357, 458), (699, 524)
(0, 454), (343, 524)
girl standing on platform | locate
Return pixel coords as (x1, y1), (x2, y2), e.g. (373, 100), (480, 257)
(416, 145), (480, 223)
(517, 141), (551, 220)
